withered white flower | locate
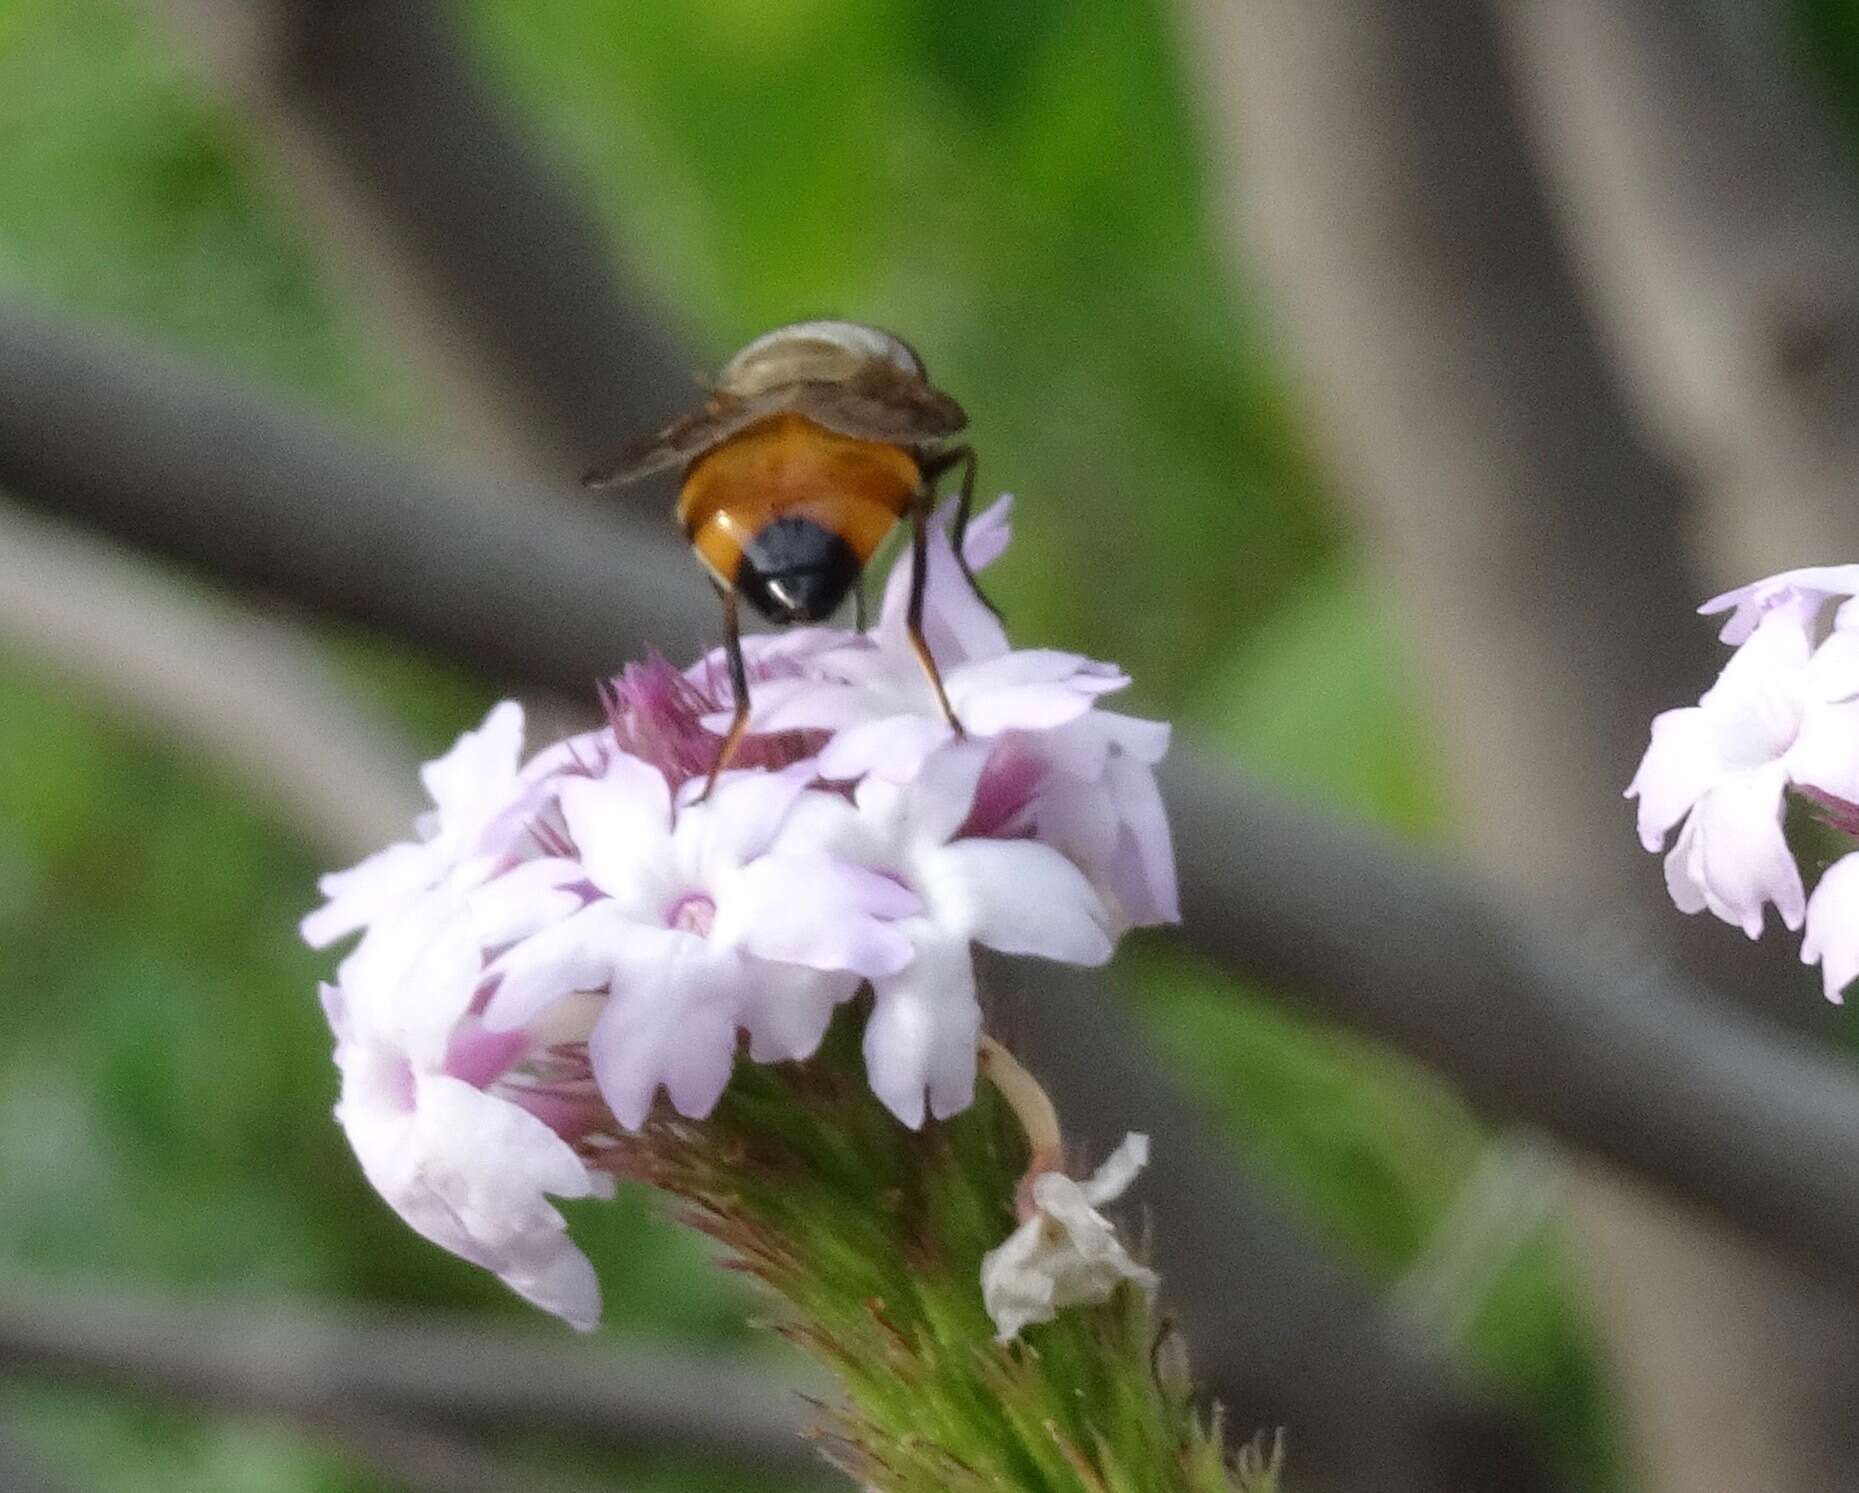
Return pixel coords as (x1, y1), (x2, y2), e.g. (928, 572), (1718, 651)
(981, 1133), (1157, 1343)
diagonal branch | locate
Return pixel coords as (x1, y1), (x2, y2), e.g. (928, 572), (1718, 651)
(136, 0), (695, 474)
(0, 1279), (827, 1482)
(3, 301), (1858, 1284)
(1500, 0), (1859, 575)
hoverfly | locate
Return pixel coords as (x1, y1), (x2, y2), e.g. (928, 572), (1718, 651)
(586, 320), (994, 795)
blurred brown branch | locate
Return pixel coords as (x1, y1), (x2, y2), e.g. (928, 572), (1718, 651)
(0, 502), (422, 862)
(136, 0), (695, 476)
(0, 1279), (827, 1483)
(1503, 0), (1859, 576)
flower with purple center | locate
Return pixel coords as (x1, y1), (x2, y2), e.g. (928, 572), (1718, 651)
(301, 492), (1179, 1324)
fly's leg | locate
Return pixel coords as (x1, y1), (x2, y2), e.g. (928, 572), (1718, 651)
(906, 501), (963, 736)
(921, 443), (1001, 619)
(700, 585), (752, 801)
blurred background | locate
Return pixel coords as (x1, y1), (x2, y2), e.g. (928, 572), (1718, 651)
(3, 1), (1859, 1489)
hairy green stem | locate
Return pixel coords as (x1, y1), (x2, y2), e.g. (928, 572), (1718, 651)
(620, 1006), (1280, 1493)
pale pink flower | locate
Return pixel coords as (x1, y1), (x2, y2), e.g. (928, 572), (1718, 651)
(1628, 606), (1859, 936)
(780, 744), (1114, 1127)
(324, 889), (611, 1329)
(478, 756), (917, 1128)
(980, 1133), (1157, 1343)
(306, 490), (1179, 1323)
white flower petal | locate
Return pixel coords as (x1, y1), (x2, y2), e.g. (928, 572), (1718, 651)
(1662, 767), (1802, 936)
(677, 762), (816, 875)
(735, 853), (918, 976)
(469, 858), (585, 948)
(560, 760), (673, 898)
(338, 1061), (599, 1331)
(863, 944), (982, 1129)
(1626, 707), (1721, 852)
(877, 499), (1013, 666)
(933, 839), (1113, 964)
(302, 842), (434, 949)
(1804, 853), (1859, 1004)
(818, 714), (953, 784)
(588, 967), (741, 1129)
(1701, 566), (1859, 643)
(481, 902), (648, 1032)
(420, 701), (525, 826)
(980, 1133), (1157, 1343)
(1079, 1132), (1150, 1207)
(1784, 700), (1859, 802)
(742, 965), (856, 1063)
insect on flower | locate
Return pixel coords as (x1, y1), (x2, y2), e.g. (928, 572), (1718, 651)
(585, 320), (996, 795)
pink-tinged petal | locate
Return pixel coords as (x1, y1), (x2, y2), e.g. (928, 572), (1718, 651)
(742, 966), (856, 1062)
(481, 902), (650, 1032)
(338, 1062), (599, 1329)
(559, 762), (672, 899)
(443, 1021), (529, 1089)
(1701, 566), (1859, 643)
(725, 676), (879, 735)
(863, 944), (982, 1128)
(934, 839), (1113, 964)
(878, 502), (1012, 666)
(468, 858), (584, 947)
(1808, 627), (1859, 704)
(1785, 700), (1859, 802)
(734, 854), (919, 976)
(678, 762), (817, 872)
(819, 714), (953, 784)
(951, 649), (1127, 698)
(860, 742), (992, 848)
(1100, 712), (1171, 765)
(1626, 707), (1721, 852)
(420, 701), (524, 822)
(1662, 767), (1802, 937)
(587, 969), (741, 1129)
(502, 1245), (602, 1333)
(1804, 854), (1859, 1003)
(1103, 753), (1180, 926)
(961, 495), (1015, 572)
(301, 842), (433, 948)
(420, 1074), (595, 1203)
(955, 684), (1104, 737)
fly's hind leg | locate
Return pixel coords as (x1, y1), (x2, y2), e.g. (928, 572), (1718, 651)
(921, 443), (1001, 620)
(699, 585), (752, 802)
(906, 501), (963, 737)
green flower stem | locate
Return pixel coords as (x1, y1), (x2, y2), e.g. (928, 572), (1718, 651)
(621, 1006), (1280, 1493)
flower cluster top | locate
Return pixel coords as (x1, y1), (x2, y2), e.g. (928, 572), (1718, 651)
(304, 498), (1177, 1328)
(1629, 564), (1859, 999)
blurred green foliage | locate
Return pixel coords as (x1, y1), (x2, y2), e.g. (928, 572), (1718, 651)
(15, 0), (1859, 1487)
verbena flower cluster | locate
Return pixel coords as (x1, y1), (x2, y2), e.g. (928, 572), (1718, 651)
(304, 498), (1177, 1328)
(1629, 564), (1859, 999)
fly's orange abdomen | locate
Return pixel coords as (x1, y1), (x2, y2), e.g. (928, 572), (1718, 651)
(678, 413), (919, 589)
